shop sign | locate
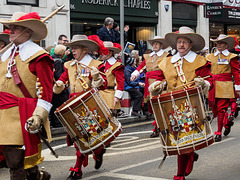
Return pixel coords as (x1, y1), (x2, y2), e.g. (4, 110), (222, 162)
(79, 0), (151, 10)
(204, 2), (223, 18)
(228, 8), (240, 19)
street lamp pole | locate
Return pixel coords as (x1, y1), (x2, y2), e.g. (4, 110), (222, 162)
(120, 0), (125, 64)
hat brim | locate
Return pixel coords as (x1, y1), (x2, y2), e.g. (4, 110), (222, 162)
(165, 33), (205, 52)
(108, 47), (121, 54)
(148, 39), (168, 49)
(210, 37), (235, 50)
(0, 19), (47, 41)
(67, 40), (99, 52)
(0, 33), (10, 45)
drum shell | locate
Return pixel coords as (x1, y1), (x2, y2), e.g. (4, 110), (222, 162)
(150, 87), (214, 156)
(55, 88), (122, 155)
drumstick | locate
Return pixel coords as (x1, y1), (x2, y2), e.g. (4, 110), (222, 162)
(174, 75), (211, 89)
(78, 62), (106, 76)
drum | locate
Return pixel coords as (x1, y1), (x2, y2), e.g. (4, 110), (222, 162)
(55, 88), (122, 155)
(150, 87), (214, 156)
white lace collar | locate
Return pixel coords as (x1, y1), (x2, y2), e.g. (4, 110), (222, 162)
(214, 49), (230, 57)
(171, 51), (197, 63)
(1, 39), (43, 62)
(149, 49), (164, 57)
(107, 56), (117, 65)
(70, 54), (92, 67)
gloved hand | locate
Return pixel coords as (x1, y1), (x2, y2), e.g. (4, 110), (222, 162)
(53, 80), (65, 94)
(194, 77), (210, 94)
(91, 66), (100, 80)
(92, 77), (104, 88)
(148, 81), (164, 96)
(26, 106), (49, 132)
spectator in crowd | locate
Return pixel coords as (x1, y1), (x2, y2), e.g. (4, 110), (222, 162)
(49, 45), (69, 128)
(124, 25), (130, 45)
(97, 17), (115, 42)
(124, 53), (144, 117)
(50, 34), (73, 62)
(113, 22), (120, 43)
(0, 29), (10, 50)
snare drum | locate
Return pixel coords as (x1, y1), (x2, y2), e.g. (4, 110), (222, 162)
(150, 87), (214, 156)
(55, 88), (122, 155)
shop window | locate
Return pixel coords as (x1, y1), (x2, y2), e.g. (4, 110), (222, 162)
(7, 0), (39, 6)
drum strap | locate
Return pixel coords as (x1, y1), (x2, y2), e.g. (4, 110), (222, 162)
(11, 63), (33, 98)
(174, 59), (191, 88)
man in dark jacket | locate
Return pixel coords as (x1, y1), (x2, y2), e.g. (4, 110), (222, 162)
(97, 17), (116, 42)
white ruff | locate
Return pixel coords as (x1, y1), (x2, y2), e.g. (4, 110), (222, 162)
(1, 40), (43, 62)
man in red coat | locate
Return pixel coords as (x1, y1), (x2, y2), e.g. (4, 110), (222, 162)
(0, 12), (53, 180)
(131, 36), (170, 137)
(207, 34), (240, 142)
(149, 26), (213, 180)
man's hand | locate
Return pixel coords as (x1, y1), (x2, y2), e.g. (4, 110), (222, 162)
(148, 81), (163, 96)
(139, 82), (145, 87)
(113, 97), (120, 108)
(194, 77), (210, 94)
(130, 75), (136, 81)
(91, 66), (100, 80)
(26, 106), (48, 132)
(237, 91), (240, 97)
(53, 80), (65, 94)
(65, 49), (71, 56)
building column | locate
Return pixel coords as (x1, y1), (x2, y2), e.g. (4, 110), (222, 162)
(196, 5), (209, 49)
(157, 0), (172, 37)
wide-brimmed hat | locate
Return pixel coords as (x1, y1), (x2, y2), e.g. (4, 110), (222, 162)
(0, 12), (47, 41)
(103, 41), (121, 54)
(148, 36), (168, 49)
(67, 35), (99, 52)
(165, 26), (205, 52)
(210, 34), (235, 50)
(0, 29), (10, 45)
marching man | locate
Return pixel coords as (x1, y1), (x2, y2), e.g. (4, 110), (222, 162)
(149, 26), (213, 180)
(207, 34), (240, 142)
(99, 41), (125, 116)
(0, 12), (53, 180)
(131, 36), (170, 137)
(53, 35), (108, 179)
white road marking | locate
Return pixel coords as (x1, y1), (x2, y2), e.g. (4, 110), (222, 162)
(82, 157), (170, 180)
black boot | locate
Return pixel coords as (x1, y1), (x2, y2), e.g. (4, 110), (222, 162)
(150, 128), (159, 138)
(95, 148), (106, 170)
(26, 166), (51, 180)
(224, 121), (234, 136)
(2, 146), (26, 180)
(215, 135), (222, 142)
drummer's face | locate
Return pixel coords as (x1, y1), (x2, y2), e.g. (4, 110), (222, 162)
(177, 37), (192, 57)
(152, 42), (163, 52)
(71, 45), (87, 61)
(216, 41), (228, 52)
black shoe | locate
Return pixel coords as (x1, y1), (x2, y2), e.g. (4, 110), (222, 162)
(40, 170), (51, 180)
(150, 131), (159, 138)
(234, 107), (240, 118)
(131, 111), (142, 117)
(193, 152), (199, 161)
(215, 135), (222, 142)
(224, 121), (234, 136)
(95, 148), (106, 170)
(67, 170), (82, 180)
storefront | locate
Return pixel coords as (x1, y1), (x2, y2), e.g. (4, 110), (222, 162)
(70, 0), (159, 50)
(209, 8), (240, 50)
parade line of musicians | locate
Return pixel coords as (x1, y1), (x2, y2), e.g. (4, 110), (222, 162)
(0, 11), (240, 180)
